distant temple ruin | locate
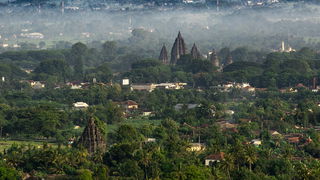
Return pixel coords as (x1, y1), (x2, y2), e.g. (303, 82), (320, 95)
(76, 117), (106, 155)
(159, 44), (169, 64)
(278, 41), (296, 53)
(190, 43), (201, 59)
(171, 31), (187, 65)
(225, 54), (233, 66)
(210, 49), (220, 67)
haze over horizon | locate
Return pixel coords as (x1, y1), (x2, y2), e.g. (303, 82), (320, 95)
(1, 2), (320, 56)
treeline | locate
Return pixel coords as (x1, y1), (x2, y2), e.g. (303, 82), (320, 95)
(2, 40), (320, 90)
(1, 116), (320, 179)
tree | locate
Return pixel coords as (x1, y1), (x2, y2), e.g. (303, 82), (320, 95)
(95, 102), (124, 124)
(244, 145), (257, 171)
(33, 59), (71, 82)
(39, 41), (46, 49)
(113, 125), (142, 143)
(71, 42), (88, 80)
(85, 63), (112, 83)
(220, 153), (235, 180)
(76, 169), (93, 180)
(102, 41), (117, 61)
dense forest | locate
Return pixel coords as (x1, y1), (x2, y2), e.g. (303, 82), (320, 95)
(1, 39), (320, 179)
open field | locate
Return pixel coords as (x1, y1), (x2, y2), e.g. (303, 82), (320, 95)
(106, 117), (162, 133)
(0, 140), (58, 152)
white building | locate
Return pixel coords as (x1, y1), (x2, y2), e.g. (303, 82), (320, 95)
(73, 102), (89, 109)
(251, 139), (262, 146)
(20, 32), (44, 39)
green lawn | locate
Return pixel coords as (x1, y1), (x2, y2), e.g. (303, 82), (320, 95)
(106, 117), (162, 134)
(0, 140), (58, 152)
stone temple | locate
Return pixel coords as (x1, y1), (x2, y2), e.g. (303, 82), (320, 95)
(159, 44), (169, 64)
(210, 49), (220, 67)
(76, 117), (106, 155)
(190, 43), (201, 59)
(170, 31), (187, 65)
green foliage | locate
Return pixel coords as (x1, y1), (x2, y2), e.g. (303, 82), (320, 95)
(0, 63), (28, 80)
(0, 162), (21, 179)
(85, 63), (112, 83)
(33, 59), (71, 82)
(95, 102), (124, 124)
(131, 59), (161, 69)
(75, 169), (93, 180)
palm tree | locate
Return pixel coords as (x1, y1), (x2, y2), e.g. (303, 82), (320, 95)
(139, 150), (152, 180)
(244, 145), (257, 171)
(220, 153), (235, 180)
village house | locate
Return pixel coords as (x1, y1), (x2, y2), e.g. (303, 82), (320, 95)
(287, 137), (300, 144)
(121, 100), (139, 111)
(67, 82), (82, 89)
(269, 130), (282, 137)
(187, 143), (206, 152)
(142, 111), (153, 116)
(21, 80), (45, 89)
(66, 82), (91, 89)
(243, 86), (255, 92)
(131, 82), (187, 92)
(73, 102), (89, 110)
(279, 88), (298, 93)
(205, 152), (225, 166)
(239, 118), (251, 123)
(174, 104), (200, 111)
(219, 82), (255, 92)
(32, 81), (45, 89)
(131, 83), (157, 92)
(155, 83), (187, 90)
(145, 138), (156, 143)
(284, 133), (304, 144)
(216, 120), (238, 130)
(224, 110), (235, 115)
(251, 139), (262, 146)
(296, 83), (307, 89)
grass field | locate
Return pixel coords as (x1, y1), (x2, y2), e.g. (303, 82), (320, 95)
(0, 140), (58, 152)
(106, 117), (162, 134)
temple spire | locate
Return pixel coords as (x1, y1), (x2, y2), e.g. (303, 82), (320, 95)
(190, 43), (201, 59)
(171, 31), (187, 65)
(159, 44), (169, 64)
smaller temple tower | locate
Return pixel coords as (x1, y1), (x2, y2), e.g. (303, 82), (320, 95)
(159, 44), (169, 64)
(190, 43), (201, 59)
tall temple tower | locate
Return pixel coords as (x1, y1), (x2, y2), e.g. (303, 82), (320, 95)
(170, 31), (187, 65)
(159, 44), (169, 64)
(210, 49), (220, 67)
(190, 43), (201, 59)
